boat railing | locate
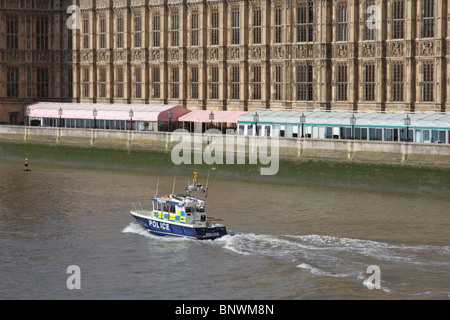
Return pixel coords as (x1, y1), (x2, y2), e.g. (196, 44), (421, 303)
(193, 217), (224, 224)
(206, 216), (224, 222)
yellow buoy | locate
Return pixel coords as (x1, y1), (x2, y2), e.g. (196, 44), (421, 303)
(24, 158), (30, 171)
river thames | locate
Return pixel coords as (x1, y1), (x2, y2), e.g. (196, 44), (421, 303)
(0, 160), (448, 299)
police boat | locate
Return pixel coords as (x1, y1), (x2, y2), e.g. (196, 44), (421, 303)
(130, 172), (228, 240)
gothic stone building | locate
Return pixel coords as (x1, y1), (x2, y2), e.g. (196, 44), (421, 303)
(1, 0), (450, 124)
(0, 0), (73, 124)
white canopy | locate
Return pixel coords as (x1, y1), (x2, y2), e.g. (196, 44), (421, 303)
(238, 110), (450, 129)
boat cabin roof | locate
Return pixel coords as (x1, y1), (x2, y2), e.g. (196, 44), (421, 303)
(151, 196), (183, 206)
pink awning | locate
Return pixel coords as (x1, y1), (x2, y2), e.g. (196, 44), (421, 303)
(178, 110), (247, 123)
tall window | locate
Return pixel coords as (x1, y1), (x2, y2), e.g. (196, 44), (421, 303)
(252, 65), (262, 100)
(171, 13), (179, 47)
(134, 16), (142, 48)
(423, 62), (434, 102)
(135, 67), (142, 99)
(211, 66), (219, 99)
(274, 66), (282, 100)
(365, 64), (375, 101)
(337, 4), (348, 42)
(6, 67), (19, 97)
(392, 63), (404, 102)
(191, 66), (199, 99)
(100, 18), (107, 49)
(191, 12), (199, 46)
(68, 25), (73, 50)
(423, 0), (434, 38)
(6, 16), (19, 49)
(296, 65), (313, 101)
(253, 9), (262, 44)
(231, 66), (240, 100)
(232, 9), (240, 45)
(297, 2), (314, 42)
(275, 7), (282, 44)
(153, 15), (160, 47)
(337, 64), (347, 101)
(117, 16), (124, 48)
(83, 19), (89, 49)
(392, 0), (405, 39)
(365, 2), (376, 40)
(152, 66), (160, 98)
(37, 67), (49, 98)
(36, 17), (49, 50)
(82, 68), (89, 98)
(67, 67), (73, 98)
(100, 68), (107, 98)
(117, 67), (124, 98)
(171, 67), (179, 99)
(211, 11), (219, 45)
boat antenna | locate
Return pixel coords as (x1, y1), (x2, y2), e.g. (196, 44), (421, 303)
(172, 177), (176, 195)
(155, 177), (159, 197)
(205, 171), (210, 198)
(205, 167), (215, 198)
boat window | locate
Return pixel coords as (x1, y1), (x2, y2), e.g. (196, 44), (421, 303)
(169, 204), (176, 213)
(163, 203), (169, 212)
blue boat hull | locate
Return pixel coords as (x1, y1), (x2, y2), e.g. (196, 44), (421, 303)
(131, 213), (227, 240)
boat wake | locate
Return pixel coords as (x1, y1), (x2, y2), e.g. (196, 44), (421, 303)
(122, 222), (190, 242)
(123, 223), (450, 297)
(211, 233), (450, 296)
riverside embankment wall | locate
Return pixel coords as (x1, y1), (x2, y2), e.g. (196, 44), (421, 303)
(1, 125), (449, 168)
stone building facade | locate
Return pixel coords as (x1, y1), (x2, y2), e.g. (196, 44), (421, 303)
(72, 0), (450, 114)
(1, 0), (450, 124)
(0, 0), (73, 124)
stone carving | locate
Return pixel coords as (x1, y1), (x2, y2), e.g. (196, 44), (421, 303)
(391, 42), (403, 57)
(210, 48), (218, 60)
(296, 45), (307, 58)
(230, 47), (240, 60)
(252, 47), (261, 59)
(190, 48), (199, 60)
(152, 50), (160, 61)
(362, 43), (374, 57)
(171, 49), (179, 61)
(272, 46), (283, 59)
(422, 41), (434, 56)
(335, 44), (347, 58)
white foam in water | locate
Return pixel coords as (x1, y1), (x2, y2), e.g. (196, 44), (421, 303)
(296, 262), (358, 279)
(122, 222), (152, 238)
(124, 226), (449, 296)
(122, 222), (189, 242)
(296, 263), (326, 276)
(362, 276), (392, 293)
(220, 235), (251, 256)
(287, 234), (391, 249)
